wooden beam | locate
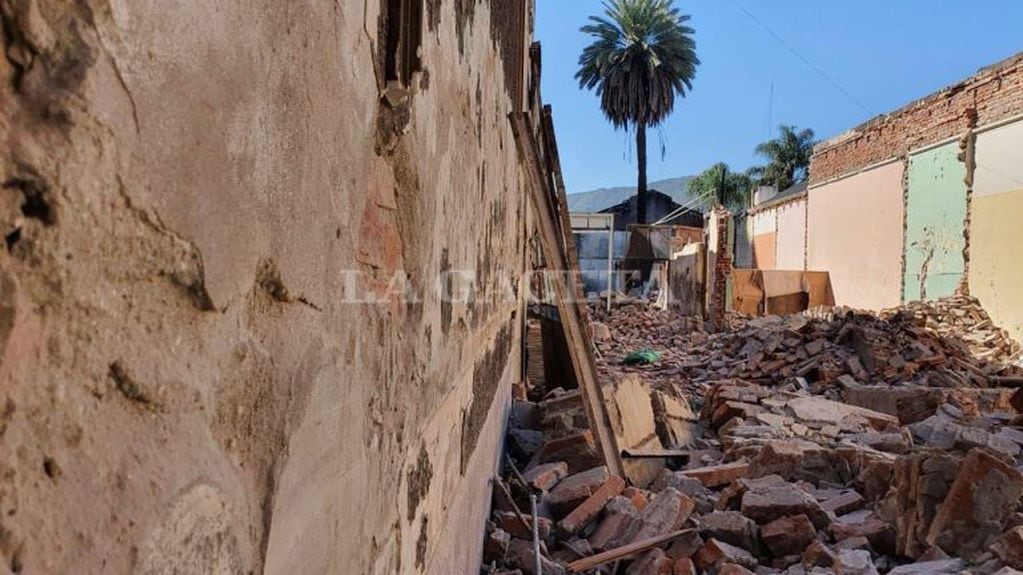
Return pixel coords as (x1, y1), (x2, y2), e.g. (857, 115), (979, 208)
(541, 105), (585, 303)
(566, 529), (697, 573)
(992, 376), (1023, 387)
(509, 111), (624, 478)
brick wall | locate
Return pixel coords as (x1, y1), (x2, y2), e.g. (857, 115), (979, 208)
(810, 53), (1023, 184)
(710, 206), (733, 329)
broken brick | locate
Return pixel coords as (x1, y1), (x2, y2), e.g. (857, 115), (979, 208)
(506, 538), (564, 575)
(623, 486), (650, 511)
(819, 490), (865, 516)
(548, 465), (611, 516)
(740, 482), (828, 528)
(589, 496), (638, 552)
(761, 514), (816, 557)
(694, 538), (758, 572)
(718, 563), (757, 575)
(835, 549), (878, 575)
(665, 530), (705, 560)
(535, 430), (601, 473)
(613, 488), (696, 547)
(748, 439), (835, 483)
(522, 462), (569, 491)
(495, 511), (552, 540)
(699, 511), (759, 551)
(683, 461), (750, 488)
(485, 529), (511, 563)
(830, 511), (895, 556)
(926, 448), (1023, 558)
(991, 526), (1023, 570)
(672, 557), (696, 575)
(801, 540), (837, 569)
(626, 548), (674, 575)
(557, 474), (625, 534)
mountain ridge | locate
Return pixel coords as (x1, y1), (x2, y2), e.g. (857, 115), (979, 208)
(567, 176), (695, 212)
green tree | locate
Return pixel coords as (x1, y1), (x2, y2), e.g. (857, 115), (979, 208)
(749, 125), (816, 191)
(689, 162), (754, 210)
(577, 0), (699, 224)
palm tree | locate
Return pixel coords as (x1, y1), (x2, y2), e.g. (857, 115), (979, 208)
(577, 0), (699, 224)
(689, 163), (754, 210)
(750, 125), (816, 192)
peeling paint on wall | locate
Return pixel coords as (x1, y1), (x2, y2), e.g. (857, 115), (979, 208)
(903, 142), (968, 302)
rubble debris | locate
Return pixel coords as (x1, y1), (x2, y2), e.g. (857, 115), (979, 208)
(590, 295), (1021, 402)
(699, 511), (759, 551)
(694, 538), (758, 572)
(993, 527), (1023, 571)
(484, 295), (1023, 574)
(761, 514), (817, 557)
(557, 474), (625, 535)
(925, 448), (1023, 557)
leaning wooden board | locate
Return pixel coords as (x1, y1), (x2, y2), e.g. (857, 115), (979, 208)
(509, 111), (625, 478)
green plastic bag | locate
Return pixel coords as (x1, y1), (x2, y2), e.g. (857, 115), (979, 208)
(622, 349), (660, 366)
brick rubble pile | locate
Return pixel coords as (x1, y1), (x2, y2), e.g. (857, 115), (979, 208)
(482, 296), (1023, 574)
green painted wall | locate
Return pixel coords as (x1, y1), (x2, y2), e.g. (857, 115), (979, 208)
(904, 142), (967, 302)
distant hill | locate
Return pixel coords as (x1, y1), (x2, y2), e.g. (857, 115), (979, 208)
(567, 176), (695, 213)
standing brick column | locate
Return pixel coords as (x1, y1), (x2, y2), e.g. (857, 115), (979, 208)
(709, 205), (733, 330)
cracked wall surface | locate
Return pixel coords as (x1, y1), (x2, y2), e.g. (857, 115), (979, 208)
(0, 0), (531, 573)
(903, 142), (967, 302)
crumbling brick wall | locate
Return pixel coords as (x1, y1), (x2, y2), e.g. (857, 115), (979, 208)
(810, 54), (1023, 185)
(806, 52), (1023, 319)
(0, 1), (533, 573)
(707, 206), (733, 328)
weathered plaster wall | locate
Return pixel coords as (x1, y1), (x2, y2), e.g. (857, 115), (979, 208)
(903, 142), (967, 302)
(971, 119), (1023, 343)
(0, 1), (530, 573)
(775, 198), (807, 271)
(807, 162), (906, 310)
(751, 211), (777, 270)
(734, 215), (753, 269)
(752, 233), (777, 271)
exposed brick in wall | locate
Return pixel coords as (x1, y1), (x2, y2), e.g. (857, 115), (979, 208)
(810, 53), (1023, 184)
(710, 206), (733, 329)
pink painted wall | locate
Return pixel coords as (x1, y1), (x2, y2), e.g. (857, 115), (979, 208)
(807, 161), (906, 310)
(775, 198), (807, 271)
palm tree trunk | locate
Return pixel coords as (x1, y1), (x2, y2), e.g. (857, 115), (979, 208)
(636, 122), (648, 224)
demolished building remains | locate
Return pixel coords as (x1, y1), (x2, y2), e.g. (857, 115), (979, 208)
(3, 2), (1023, 575)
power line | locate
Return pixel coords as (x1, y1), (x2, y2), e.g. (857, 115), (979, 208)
(731, 0), (876, 117)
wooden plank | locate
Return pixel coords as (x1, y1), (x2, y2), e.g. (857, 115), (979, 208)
(566, 529), (697, 573)
(509, 111), (624, 478)
(542, 106), (582, 283)
(991, 376), (1023, 387)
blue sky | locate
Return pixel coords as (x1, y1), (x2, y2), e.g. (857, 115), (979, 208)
(536, 0), (1023, 193)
